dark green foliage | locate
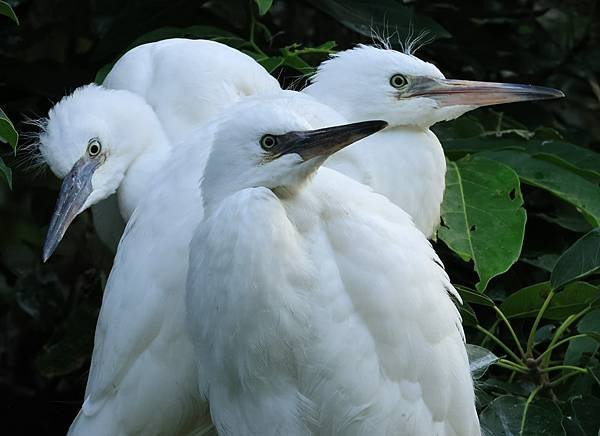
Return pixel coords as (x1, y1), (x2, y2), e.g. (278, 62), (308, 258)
(1, 0), (599, 434)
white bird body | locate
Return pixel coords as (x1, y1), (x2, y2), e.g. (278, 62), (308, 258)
(74, 38), (280, 250)
(186, 96), (480, 435)
(103, 38), (280, 143)
(37, 40), (561, 436)
(323, 127), (445, 238)
(305, 44), (563, 238)
(37, 40), (278, 436)
(68, 91), (346, 436)
(70, 133), (211, 436)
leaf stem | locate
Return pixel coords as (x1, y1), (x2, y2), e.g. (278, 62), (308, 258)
(526, 289), (555, 356)
(539, 365), (588, 374)
(535, 334), (587, 363)
(549, 370), (583, 387)
(494, 305), (526, 359)
(541, 307), (591, 367)
(520, 384), (543, 434)
(476, 324), (523, 364)
(496, 358), (529, 374)
(479, 319), (500, 348)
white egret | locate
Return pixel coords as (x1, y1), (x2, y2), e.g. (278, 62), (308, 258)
(186, 96), (480, 435)
(305, 44), (564, 237)
(65, 91), (346, 436)
(39, 39), (279, 260)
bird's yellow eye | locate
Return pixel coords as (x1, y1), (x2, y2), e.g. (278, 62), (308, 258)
(390, 74), (408, 89)
(260, 134), (278, 150)
(87, 138), (102, 157)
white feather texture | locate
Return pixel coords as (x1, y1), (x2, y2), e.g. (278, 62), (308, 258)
(305, 45), (453, 238)
(67, 91), (345, 436)
(38, 39), (281, 250)
(63, 40), (279, 436)
(186, 95), (480, 435)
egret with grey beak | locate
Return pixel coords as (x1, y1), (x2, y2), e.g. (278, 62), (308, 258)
(305, 44), (564, 237)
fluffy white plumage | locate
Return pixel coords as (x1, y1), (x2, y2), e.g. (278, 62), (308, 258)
(186, 96), (480, 435)
(67, 91), (346, 436)
(39, 39), (280, 253)
(305, 44), (563, 237)
(305, 46), (451, 237)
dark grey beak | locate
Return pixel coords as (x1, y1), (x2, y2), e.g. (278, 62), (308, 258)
(43, 158), (99, 262)
(405, 77), (564, 107)
(280, 120), (388, 161)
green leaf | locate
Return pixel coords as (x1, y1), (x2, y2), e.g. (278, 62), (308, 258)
(0, 156), (12, 188)
(578, 309), (600, 335)
(0, 107), (18, 151)
(563, 396), (600, 436)
(0, 1), (18, 25)
(305, 0), (450, 41)
(444, 139), (600, 182)
(533, 324), (555, 345)
(257, 56), (284, 73)
(95, 62), (115, 85)
(500, 282), (599, 320)
(439, 156), (526, 291)
(480, 395), (565, 436)
(455, 285), (495, 307)
(460, 302), (478, 326)
(481, 149), (600, 227)
(551, 229), (600, 289)
(255, 0), (273, 16)
(467, 344), (498, 379)
(564, 337), (598, 368)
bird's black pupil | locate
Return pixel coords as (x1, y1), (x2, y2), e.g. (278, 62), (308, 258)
(90, 145), (98, 154)
(263, 136), (275, 148)
(392, 75), (406, 87)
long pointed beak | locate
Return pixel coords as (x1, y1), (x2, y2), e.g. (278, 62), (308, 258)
(43, 158), (99, 262)
(281, 120), (388, 161)
(405, 77), (564, 107)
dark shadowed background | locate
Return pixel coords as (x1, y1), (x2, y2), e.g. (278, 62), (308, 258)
(1, 0), (599, 434)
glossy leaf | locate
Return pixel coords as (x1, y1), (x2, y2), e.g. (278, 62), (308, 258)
(578, 309), (600, 334)
(439, 156), (526, 291)
(467, 344), (498, 379)
(455, 285), (495, 307)
(0, 155), (11, 188)
(255, 0), (273, 16)
(500, 282), (599, 320)
(480, 395), (565, 436)
(551, 229), (600, 289)
(563, 396), (600, 436)
(444, 138), (600, 182)
(305, 0), (449, 41)
(460, 302), (478, 326)
(258, 56), (284, 73)
(0, 1), (18, 25)
(564, 337), (599, 367)
(0, 107), (18, 151)
(482, 149), (600, 226)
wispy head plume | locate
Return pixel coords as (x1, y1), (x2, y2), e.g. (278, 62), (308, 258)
(398, 23), (434, 55)
(16, 114), (49, 177)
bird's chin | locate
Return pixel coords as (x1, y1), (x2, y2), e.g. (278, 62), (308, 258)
(429, 105), (478, 125)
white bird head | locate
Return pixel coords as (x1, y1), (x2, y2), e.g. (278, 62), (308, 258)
(305, 44), (564, 128)
(39, 84), (168, 261)
(201, 95), (387, 209)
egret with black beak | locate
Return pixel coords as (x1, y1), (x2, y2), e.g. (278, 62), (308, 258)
(186, 97), (480, 435)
